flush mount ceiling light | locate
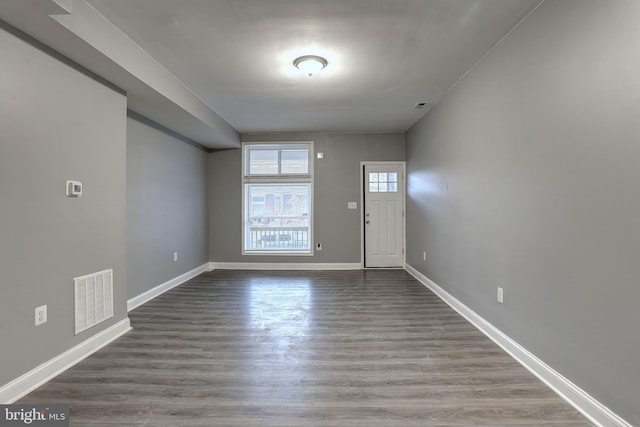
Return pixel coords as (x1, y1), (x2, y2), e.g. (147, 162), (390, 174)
(293, 55), (328, 77)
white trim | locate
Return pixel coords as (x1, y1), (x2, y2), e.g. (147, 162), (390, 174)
(127, 263), (212, 312)
(0, 318), (131, 404)
(404, 264), (632, 427)
(210, 262), (361, 271)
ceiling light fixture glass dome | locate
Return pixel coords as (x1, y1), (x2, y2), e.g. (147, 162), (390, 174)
(293, 55), (328, 77)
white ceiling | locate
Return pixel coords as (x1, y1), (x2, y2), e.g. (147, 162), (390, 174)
(0, 0), (540, 146)
(83, 0), (541, 135)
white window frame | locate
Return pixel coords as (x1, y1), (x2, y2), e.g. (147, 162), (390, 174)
(242, 141), (314, 256)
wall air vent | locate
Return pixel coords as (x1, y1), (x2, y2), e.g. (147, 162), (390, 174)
(74, 269), (114, 335)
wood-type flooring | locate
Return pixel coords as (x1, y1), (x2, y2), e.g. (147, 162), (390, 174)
(19, 269), (592, 426)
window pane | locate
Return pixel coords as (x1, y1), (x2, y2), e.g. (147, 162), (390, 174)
(249, 149), (278, 175)
(245, 183), (311, 252)
(251, 196), (265, 216)
(281, 149), (309, 174)
(388, 182), (398, 192)
(246, 143), (311, 177)
(388, 173), (398, 183)
(369, 183), (378, 192)
(379, 182), (388, 192)
(369, 173), (379, 183)
(379, 173), (388, 183)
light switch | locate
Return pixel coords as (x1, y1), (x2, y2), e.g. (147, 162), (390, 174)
(348, 202), (357, 209)
(317, 152), (324, 159)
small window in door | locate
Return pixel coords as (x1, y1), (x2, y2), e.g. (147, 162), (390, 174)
(368, 172), (398, 193)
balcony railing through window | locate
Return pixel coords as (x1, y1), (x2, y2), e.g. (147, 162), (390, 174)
(246, 217), (310, 251)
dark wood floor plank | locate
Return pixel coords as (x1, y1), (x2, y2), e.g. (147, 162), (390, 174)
(19, 269), (591, 426)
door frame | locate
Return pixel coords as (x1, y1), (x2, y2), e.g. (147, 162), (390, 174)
(360, 161), (406, 268)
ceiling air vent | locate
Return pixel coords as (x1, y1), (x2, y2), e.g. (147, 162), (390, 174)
(414, 102), (430, 110)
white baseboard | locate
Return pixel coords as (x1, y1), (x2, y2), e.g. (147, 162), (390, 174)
(209, 262), (361, 271)
(127, 263), (212, 311)
(404, 264), (631, 427)
(0, 318), (131, 404)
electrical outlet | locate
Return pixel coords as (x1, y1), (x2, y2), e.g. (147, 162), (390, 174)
(173, 252), (178, 262)
(423, 251), (427, 261)
(35, 305), (47, 326)
(316, 242), (322, 251)
(497, 287), (504, 304)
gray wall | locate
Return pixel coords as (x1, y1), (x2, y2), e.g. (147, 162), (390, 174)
(209, 132), (405, 263)
(405, 1), (640, 424)
(126, 114), (209, 299)
(0, 24), (127, 385)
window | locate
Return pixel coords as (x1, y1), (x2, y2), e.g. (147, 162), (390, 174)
(245, 143), (310, 176)
(243, 142), (313, 254)
(368, 172), (398, 193)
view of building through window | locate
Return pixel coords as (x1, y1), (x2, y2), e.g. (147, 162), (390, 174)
(245, 184), (310, 251)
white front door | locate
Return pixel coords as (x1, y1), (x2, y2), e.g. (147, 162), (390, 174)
(364, 163), (404, 268)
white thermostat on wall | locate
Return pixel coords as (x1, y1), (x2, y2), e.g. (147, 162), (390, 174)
(66, 180), (83, 197)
